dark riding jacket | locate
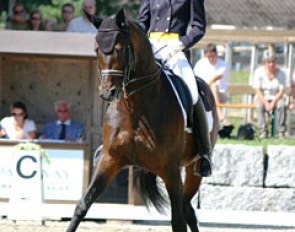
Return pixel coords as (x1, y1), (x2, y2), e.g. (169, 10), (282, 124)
(137, 0), (206, 50)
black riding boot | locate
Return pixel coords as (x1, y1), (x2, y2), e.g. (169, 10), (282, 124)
(193, 99), (212, 177)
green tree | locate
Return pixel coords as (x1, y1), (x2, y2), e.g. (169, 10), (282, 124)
(96, 0), (140, 19)
(13, 0), (139, 20)
(1, 0), (140, 26)
(17, 0), (83, 21)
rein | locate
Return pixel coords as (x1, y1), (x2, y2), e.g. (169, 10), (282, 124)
(123, 67), (162, 98)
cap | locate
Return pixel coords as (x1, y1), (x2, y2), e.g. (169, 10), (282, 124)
(262, 50), (276, 61)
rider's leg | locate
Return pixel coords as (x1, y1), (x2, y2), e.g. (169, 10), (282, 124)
(192, 99), (212, 177)
(168, 52), (212, 177)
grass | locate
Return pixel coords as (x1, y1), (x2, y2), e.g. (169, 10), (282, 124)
(230, 70), (249, 84)
(217, 136), (295, 147)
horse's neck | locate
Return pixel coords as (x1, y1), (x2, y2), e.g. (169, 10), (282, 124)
(130, 25), (159, 77)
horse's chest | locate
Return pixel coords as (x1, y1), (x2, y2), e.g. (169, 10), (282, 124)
(105, 103), (161, 152)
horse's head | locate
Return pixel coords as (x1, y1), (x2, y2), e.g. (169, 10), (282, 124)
(86, 9), (134, 101)
(85, 9), (158, 101)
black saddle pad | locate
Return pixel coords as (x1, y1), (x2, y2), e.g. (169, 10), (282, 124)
(163, 71), (193, 117)
(159, 61), (213, 128)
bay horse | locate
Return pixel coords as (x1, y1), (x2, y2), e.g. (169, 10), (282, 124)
(66, 9), (219, 232)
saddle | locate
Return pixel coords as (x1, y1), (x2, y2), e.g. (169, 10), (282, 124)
(160, 63), (212, 128)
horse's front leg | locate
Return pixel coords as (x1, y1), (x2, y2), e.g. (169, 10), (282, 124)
(162, 164), (187, 232)
(182, 164), (202, 232)
(66, 153), (123, 232)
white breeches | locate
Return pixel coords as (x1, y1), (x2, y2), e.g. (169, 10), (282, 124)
(150, 38), (199, 104)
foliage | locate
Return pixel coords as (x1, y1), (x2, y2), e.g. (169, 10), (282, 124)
(14, 0), (84, 21)
(1, 0), (140, 22)
(96, 0), (139, 19)
(0, 11), (6, 29)
(14, 142), (50, 164)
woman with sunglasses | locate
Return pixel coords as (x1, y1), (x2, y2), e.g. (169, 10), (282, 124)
(5, 3), (28, 30)
(27, 9), (45, 31)
(0, 101), (36, 140)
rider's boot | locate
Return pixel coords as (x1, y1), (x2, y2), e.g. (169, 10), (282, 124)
(192, 99), (212, 177)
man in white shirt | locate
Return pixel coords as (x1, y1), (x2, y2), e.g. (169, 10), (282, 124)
(194, 43), (231, 126)
(66, 0), (97, 33)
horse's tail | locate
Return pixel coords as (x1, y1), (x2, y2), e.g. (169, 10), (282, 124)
(133, 167), (168, 214)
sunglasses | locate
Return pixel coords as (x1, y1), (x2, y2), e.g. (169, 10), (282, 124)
(14, 9), (24, 14)
(31, 17), (41, 20)
(57, 109), (69, 113)
(11, 112), (25, 117)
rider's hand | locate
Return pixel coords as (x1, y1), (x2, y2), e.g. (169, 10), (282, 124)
(167, 39), (184, 58)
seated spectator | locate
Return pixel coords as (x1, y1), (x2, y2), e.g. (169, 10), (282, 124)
(44, 18), (57, 31)
(193, 43), (231, 127)
(252, 51), (287, 139)
(66, 0), (97, 33)
(40, 100), (85, 142)
(0, 101), (36, 140)
(27, 9), (45, 31)
(5, 3), (28, 30)
(52, 3), (75, 31)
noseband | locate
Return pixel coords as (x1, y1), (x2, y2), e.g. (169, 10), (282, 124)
(97, 26), (161, 99)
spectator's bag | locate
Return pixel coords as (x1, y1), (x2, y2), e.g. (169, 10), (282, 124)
(237, 123), (255, 140)
(218, 125), (234, 138)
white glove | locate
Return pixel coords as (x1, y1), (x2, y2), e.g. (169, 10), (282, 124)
(166, 39), (185, 58)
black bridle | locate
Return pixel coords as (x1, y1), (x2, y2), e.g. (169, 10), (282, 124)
(96, 26), (161, 100)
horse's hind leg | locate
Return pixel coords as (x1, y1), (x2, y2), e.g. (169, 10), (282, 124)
(161, 164), (187, 232)
(182, 165), (202, 232)
(66, 154), (122, 232)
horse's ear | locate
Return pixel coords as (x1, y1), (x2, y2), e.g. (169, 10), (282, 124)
(116, 8), (127, 28)
(84, 10), (102, 29)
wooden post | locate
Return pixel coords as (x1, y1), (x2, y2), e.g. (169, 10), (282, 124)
(288, 43), (295, 85)
(224, 42), (232, 119)
(284, 41), (289, 69)
(128, 167), (144, 205)
(0, 55), (2, 114)
(247, 45), (259, 122)
(249, 45), (259, 85)
(8, 0), (16, 15)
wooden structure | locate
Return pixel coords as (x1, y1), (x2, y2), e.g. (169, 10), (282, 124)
(0, 30), (131, 204)
(0, 31), (102, 151)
